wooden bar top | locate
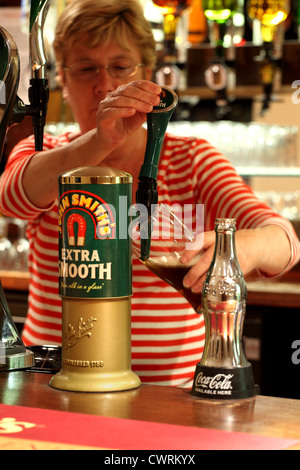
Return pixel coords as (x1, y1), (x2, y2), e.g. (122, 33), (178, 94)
(0, 371), (300, 449)
(246, 267), (300, 308)
(1, 266), (300, 308)
(0, 270), (29, 291)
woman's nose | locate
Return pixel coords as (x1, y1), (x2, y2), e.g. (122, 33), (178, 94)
(93, 68), (115, 96)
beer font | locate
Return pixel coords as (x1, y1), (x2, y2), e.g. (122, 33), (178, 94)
(192, 219), (256, 400)
(136, 86), (178, 261)
(50, 167), (141, 392)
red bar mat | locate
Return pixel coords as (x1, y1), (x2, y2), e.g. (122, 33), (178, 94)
(0, 404), (298, 450)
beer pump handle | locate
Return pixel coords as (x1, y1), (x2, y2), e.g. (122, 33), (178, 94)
(12, 0), (51, 151)
(136, 86), (178, 260)
(29, 0), (51, 78)
(28, 0), (51, 151)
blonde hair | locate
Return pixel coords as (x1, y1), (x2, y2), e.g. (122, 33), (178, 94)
(53, 0), (157, 74)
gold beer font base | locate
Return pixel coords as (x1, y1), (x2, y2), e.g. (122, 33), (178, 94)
(50, 297), (141, 393)
(50, 369), (141, 393)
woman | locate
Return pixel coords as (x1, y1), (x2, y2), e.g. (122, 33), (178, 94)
(0, 0), (299, 388)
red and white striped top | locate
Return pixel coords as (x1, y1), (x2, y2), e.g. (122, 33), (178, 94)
(0, 132), (299, 388)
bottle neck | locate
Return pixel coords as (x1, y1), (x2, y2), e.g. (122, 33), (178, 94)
(210, 225), (243, 280)
(215, 229), (236, 259)
(208, 219), (242, 279)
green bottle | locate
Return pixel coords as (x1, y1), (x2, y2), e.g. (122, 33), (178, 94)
(203, 0), (238, 22)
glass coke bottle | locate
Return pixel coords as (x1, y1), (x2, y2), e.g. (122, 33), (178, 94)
(192, 218), (256, 400)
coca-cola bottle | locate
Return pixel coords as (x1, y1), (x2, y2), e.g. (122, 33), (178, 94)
(192, 218), (257, 400)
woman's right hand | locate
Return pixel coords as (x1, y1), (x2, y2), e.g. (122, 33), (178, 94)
(96, 80), (161, 154)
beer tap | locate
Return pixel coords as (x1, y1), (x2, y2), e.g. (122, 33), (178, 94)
(136, 86), (178, 261)
(0, 0), (51, 371)
(13, 0), (50, 151)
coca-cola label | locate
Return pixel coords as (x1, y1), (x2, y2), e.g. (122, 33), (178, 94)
(195, 371), (233, 393)
(191, 364), (256, 400)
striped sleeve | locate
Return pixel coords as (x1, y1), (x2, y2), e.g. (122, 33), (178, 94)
(0, 134), (68, 219)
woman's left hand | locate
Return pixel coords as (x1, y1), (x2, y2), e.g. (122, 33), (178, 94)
(179, 228), (275, 294)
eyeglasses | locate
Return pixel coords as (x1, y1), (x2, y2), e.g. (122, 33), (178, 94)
(63, 61), (145, 81)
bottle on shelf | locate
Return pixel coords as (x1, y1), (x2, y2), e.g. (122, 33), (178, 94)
(152, 0), (193, 90)
(248, 0), (290, 43)
(201, 1), (239, 119)
(247, 0), (290, 114)
(188, 0), (207, 44)
(203, 0), (239, 23)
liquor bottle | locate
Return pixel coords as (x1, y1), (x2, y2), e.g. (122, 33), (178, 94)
(248, 0), (290, 27)
(248, 0), (290, 42)
(203, 0), (239, 22)
(152, 0), (193, 89)
(152, 0), (193, 55)
(247, 1), (290, 114)
(188, 0), (207, 44)
(202, 1), (239, 119)
(192, 219), (256, 400)
(152, 0), (193, 16)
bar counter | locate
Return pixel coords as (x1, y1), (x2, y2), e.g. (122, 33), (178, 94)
(0, 270), (29, 291)
(0, 371), (300, 450)
(246, 267), (300, 309)
(1, 265), (300, 306)
(1, 267), (300, 449)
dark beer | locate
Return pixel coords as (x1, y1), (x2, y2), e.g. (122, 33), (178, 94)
(142, 256), (202, 312)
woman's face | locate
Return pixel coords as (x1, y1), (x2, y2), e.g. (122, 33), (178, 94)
(61, 40), (151, 134)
